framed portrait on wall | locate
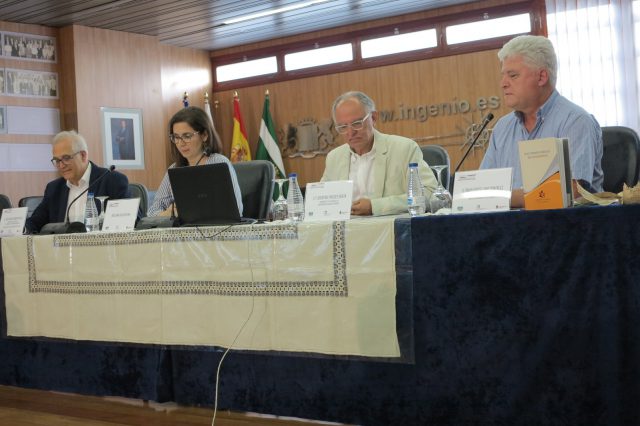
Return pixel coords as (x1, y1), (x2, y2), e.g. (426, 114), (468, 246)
(101, 107), (145, 169)
(0, 106), (6, 134)
(1, 31), (57, 62)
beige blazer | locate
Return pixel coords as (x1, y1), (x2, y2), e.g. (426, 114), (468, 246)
(321, 129), (437, 216)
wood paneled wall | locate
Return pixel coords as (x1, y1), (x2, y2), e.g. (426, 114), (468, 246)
(209, 0), (533, 186)
(212, 50), (507, 186)
(0, 20), (59, 205)
(61, 25), (213, 191)
(0, 22), (212, 205)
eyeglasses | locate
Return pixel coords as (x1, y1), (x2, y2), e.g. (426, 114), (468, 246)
(334, 113), (371, 134)
(169, 131), (200, 144)
(50, 151), (81, 167)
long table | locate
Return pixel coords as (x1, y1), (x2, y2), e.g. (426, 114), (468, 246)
(1, 206), (639, 425)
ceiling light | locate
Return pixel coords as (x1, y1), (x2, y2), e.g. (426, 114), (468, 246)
(223, 0), (330, 25)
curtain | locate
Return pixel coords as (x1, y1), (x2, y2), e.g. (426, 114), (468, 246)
(546, 0), (640, 134)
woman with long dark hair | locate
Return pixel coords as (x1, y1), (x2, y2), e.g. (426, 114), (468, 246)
(147, 106), (243, 216)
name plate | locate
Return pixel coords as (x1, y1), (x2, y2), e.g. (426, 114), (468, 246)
(304, 181), (353, 221)
(0, 207), (28, 237)
(452, 168), (512, 213)
(102, 198), (140, 232)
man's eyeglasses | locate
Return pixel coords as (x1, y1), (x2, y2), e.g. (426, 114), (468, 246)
(50, 151), (81, 167)
(334, 113), (371, 134)
(169, 131), (200, 144)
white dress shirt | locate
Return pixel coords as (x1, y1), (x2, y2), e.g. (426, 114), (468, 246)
(349, 147), (376, 201)
(65, 163), (92, 222)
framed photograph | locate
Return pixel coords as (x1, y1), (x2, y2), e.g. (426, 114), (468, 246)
(0, 106), (6, 134)
(101, 107), (145, 169)
(1, 31), (57, 62)
(4, 68), (58, 98)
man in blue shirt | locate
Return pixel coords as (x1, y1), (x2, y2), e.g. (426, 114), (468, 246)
(480, 35), (603, 207)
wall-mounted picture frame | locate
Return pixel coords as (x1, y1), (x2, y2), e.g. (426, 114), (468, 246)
(1, 31), (57, 62)
(4, 68), (58, 98)
(0, 106), (6, 134)
(101, 107), (145, 169)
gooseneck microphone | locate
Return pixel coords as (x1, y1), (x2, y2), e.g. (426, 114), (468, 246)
(65, 165), (116, 233)
(454, 112), (495, 175)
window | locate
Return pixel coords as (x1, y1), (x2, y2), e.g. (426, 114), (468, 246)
(216, 56), (278, 83)
(446, 13), (532, 45)
(284, 43), (353, 71)
(361, 29), (438, 59)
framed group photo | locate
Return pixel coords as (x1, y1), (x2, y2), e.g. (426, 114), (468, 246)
(101, 107), (145, 169)
(4, 68), (58, 98)
(1, 32), (56, 62)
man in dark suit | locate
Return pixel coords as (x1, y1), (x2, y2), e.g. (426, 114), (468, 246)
(26, 130), (131, 233)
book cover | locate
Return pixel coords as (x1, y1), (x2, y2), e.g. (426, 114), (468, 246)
(518, 137), (572, 210)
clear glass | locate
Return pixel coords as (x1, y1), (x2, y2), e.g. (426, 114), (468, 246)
(95, 196), (109, 230)
(429, 165), (452, 213)
(216, 56), (278, 83)
(284, 43), (353, 71)
(446, 13), (531, 45)
(361, 28), (437, 58)
(272, 179), (288, 221)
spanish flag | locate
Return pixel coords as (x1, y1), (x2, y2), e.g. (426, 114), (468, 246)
(230, 94), (251, 163)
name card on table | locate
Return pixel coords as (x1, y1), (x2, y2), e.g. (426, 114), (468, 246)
(102, 198), (140, 232)
(452, 168), (512, 213)
(304, 180), (353, 221)
(0, 207), (28, 237)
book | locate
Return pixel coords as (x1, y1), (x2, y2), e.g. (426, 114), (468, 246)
(518, 137), (572, 210)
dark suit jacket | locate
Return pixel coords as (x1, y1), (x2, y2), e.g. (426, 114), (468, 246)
(26, 162), (131, 233)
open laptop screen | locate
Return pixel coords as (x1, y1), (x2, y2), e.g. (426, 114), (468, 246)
(168, 163), (241, 226)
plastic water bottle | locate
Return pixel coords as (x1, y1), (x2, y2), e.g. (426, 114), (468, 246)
(407, 163), (426, 216)
(286, 173), (305, 222)
(84, 193), (100, 232)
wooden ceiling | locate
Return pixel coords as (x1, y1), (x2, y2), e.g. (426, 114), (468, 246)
(0, 0), (477, 50)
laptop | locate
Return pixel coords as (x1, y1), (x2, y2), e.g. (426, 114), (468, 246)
(168, 163), (243, 226)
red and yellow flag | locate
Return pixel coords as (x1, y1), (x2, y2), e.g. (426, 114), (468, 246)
(230, 94), (251, 163)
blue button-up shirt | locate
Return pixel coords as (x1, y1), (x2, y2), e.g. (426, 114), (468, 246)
(480, 90), (603, 192)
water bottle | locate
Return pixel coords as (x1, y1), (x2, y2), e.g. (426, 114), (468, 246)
(407, 163), (426, 216)
(84, 193), (100, 232)
(286, 173), (305, 222)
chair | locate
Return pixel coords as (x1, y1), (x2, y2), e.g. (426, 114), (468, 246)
(232, 160), (275, 220)
(18, 196), (43, 219)
(128, 183), (149, 217)
(601, 126), (640, 193)
(0, 194), (12, 217)
(420, 144), (451, 190)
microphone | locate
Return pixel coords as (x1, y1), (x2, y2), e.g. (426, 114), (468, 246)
(65, 165), (116, 233)
(454, 113), (494, 174)
(450, 113), (494, 190)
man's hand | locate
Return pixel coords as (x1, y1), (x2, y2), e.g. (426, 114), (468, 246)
(351, 198), (373, 216)
(510, 189), (524, 208)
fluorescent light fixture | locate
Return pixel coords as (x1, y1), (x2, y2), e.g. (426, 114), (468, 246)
(223, 0), (330, 25)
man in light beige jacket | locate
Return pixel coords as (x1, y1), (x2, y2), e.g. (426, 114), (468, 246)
(321, 91), (437, 216)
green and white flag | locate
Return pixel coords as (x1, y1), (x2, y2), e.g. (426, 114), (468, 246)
(256, 92), (286, 179)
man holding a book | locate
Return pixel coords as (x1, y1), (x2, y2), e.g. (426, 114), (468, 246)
(480, 35), (603, 207)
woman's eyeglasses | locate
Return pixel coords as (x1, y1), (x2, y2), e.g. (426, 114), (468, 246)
(169, 131), (200, 144)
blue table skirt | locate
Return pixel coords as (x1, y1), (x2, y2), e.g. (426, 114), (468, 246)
(1, 207), (640, 425)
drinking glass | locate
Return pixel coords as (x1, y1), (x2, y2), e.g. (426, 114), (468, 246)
(96, 196), (109, 229)
(272, 179), (288, 221)
(429, 165), (452, 213)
